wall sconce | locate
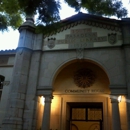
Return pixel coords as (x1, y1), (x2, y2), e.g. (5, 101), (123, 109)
(118, 95), (122, 102)
(41, 96), (45, 105)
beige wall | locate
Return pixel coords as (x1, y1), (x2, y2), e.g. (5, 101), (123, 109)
(119, 96), (128, 130)
(0, 55), (14, 128)
(0, 67), (13, 128)
(50, 95), (62, 130)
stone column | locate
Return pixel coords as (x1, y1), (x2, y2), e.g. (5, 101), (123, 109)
(1, 17), (35, 130)
(23, 34), (43, 130)
(41, 95), (53, 130)
(111, 97), (121, 130)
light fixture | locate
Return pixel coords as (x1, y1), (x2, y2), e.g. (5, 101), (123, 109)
(118, 95), (122, 102)
(41, 96), (45, 105)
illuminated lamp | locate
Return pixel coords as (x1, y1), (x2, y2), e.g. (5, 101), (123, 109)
(118, 95), (122, 102)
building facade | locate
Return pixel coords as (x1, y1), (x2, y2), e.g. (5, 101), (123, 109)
(0, 12), (130, 130)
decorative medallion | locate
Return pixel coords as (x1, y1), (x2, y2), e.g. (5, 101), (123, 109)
(73, 68), (96, 88)
(47, 38), (56, 49)
(108, 33), (117, 44)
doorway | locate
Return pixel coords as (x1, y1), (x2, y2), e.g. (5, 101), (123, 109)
(66, 102), (103, 130)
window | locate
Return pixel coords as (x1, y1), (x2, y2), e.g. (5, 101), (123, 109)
(70, 102), (103, 121)
(71, 108), (102, 121)
(0, 75), (5, 100)
(72, 108), (86, 120)
(88, 108), (102, 120)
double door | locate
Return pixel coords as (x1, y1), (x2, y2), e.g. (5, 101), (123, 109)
(66, 102), (103, 130)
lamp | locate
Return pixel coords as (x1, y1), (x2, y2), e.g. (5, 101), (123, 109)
(118, 95), (122, 102)
(41, 96), (45, 105)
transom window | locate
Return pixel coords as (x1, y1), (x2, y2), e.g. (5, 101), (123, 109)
(70, 102), (103, 121)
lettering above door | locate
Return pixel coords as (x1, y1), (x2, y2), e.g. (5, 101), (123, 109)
(65, 89), (105, 94)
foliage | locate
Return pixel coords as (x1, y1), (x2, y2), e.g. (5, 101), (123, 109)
(0, 0), (23, 31)
(18, 0), (61, 24)
(0, 14), (7, 31)
(35, 22), (65, 34)
(0, 0), (61, 31)
(0, 0), (128, 31)
(64, 0), (128, 18)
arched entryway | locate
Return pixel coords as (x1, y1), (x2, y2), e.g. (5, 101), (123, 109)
(50, 59), (110, 130)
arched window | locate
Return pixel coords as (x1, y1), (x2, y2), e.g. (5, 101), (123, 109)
(0, 75), (5, 100)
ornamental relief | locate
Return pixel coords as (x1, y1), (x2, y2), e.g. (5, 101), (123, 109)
(45, 27), (122, 50)
(44, 20), (121, 37)
(73, 68), (96, 88)
(47, 38), (56, 49)
(108, 33), (117, 44)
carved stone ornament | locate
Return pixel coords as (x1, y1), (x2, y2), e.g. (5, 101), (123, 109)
(3, 81), (10, 86)
(73, 68), (96, 88)
(108, 33), (117, 44)
(47, 38), (56, 49)
(76, 49), (84, 59)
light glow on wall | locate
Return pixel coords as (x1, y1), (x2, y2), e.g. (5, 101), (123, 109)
(51, 96), (60, 114)
(118, 96), (128, 130)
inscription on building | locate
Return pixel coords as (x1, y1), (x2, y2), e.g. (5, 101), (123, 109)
(65, 89), (105, 94)
(57, 28), (107, 49)
(45, 28), (122, 50)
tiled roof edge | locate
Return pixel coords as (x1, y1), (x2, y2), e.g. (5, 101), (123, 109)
(0, 49), (16, 55)
(44, 12), (121, 37)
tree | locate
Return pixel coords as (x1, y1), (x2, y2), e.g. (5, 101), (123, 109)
(0, 0), (128, 32)
(0, 0), (23, 31)
(65, 0), (128, 18)
(0, 0), (61, 31)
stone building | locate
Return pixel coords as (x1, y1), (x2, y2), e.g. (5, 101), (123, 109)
(0, 12), (130, 130)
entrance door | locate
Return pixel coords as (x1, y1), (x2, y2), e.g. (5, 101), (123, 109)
(67, 102), (103, 130)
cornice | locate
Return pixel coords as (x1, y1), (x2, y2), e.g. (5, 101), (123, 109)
(43, 12), (122, 37)
(44, 19), (121, 38)
(0, 49), (16, 55)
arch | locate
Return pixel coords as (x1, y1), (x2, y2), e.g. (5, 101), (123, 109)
(51, 58), (110, 94)
(51, 58), (110, 86)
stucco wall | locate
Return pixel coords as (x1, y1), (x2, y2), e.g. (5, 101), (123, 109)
(0, 67), (13, 128)
(38, 47), (126, 89)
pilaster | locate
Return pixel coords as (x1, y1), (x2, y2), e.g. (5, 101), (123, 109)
(111, 96), (121, 130)
(121, 18), (130, 45)
(37, 88), (53, 130)
(23, 34), (43, 130)
(41, 94), (53, 130)
(121, 18), (130, 130)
